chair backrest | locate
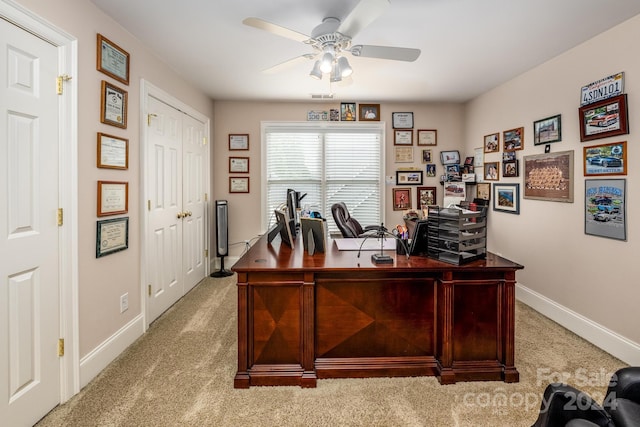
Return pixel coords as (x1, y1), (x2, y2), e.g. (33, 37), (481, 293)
(331, 202), (364, 238)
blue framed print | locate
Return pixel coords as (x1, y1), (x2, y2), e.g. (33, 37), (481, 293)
(493, 183), (520, 214)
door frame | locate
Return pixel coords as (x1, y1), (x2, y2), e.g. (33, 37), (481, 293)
(140, 80), (211, 330)
(0, 0), (80, 402)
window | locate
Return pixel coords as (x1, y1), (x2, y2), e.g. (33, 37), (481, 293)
(263, 122), (384, 235)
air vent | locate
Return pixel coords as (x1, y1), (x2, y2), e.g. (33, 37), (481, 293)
(311, 93), (334, 99)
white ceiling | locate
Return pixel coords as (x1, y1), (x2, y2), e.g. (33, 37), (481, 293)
(90, 0), (640, 103)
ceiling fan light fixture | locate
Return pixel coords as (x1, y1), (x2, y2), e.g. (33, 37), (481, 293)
(320, 51), (334, 73)
(330, 61), (342, 83)
(309, 60), (323, 79)
(337, 56), (352, 77)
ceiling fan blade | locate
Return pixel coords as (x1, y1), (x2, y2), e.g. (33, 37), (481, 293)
(337, 0), (390, 38)
(243, 17), (310, 43)
(262, 54), (315, 74)
(350, 45), (421, 62)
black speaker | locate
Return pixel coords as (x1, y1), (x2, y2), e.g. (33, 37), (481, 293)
(210, 200), (233, 277)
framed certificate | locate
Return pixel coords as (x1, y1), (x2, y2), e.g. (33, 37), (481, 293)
(417, 129), (437, 146)
(394, 130), (413, 145)
(229, 157), (249, 173)
(97, 180), (128, 216)
(97, 132), (128, 169)
(96, 217), (129, 258)
(100, 80), (127, 128)
(229, 134), (249, 150)
(392, 112), (414, 129)
(229, 177), (249, 193)
(97, 34), (130, 85)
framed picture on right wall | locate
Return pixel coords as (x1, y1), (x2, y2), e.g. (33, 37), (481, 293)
(584, 178), (626, 241)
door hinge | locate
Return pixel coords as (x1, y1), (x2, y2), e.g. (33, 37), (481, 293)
(148, 284), (152, 296)
(57, 208), (63, 226)
(203, 137), (208, 145)
(204, 249), (208, 258)
(147, 113), (157, 126)
(148, 200), (151, 211)
(56, 74), (72, 95)
(58, 338), (64, 357)
(204, 193), (208, 202)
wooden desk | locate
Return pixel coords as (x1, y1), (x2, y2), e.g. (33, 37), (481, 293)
(232, 235), (523, 388)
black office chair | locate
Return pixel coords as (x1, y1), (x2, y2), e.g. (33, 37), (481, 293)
(331, 202), (379, 238)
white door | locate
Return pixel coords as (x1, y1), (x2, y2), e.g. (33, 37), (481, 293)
(0, 17), (61, 427)
(146, 95), (207, 322)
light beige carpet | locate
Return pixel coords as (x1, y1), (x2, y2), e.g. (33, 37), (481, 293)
(36, 275), (626, 427)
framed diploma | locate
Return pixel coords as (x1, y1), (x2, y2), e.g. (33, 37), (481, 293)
(97, 34), (130, 85)
(229, 134), (249, 150)
(392, 112), (414, 129)
(417, 129), (437, 146)
(394, 130), (413, 145)
(229, 157), (249, 173)
(97, 180), (128, 216)
(229, 177), (249, 193)
(394, 147), (413, 163)
(100, 80), (128, 129)
(97, 133), (128, 169)
(96, 217), (129, 258)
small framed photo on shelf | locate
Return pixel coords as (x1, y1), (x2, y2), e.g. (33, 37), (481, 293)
(394, 130), (413, 145)
(96, 217), (129, 258)
(97, 132), (128, 170)
(229, 177), (249, 193)
(484, 162), (500, 181)
(533, 114), (561, 145)
(392, 112), (414, 129)
(100, 80), (127, 128)
(503, 127), (524, 151)
(484, 133), (499, 153)
(97, 34), (130, 85)
(229, 134), (249, 150)
(396, 170), (423, 185)
(417, 129), (437, 146)
(392, 188), (411, 210)
(578, 94), (629, 142)
(493, 183), (520, 214)
(359, 103), (380, 121)
(97, 180), (128, 217)
(341, 102), (356, 121)
(583, 141), (626, 176)
(229, 157), (249, 173)
(440, 150), (460, 165)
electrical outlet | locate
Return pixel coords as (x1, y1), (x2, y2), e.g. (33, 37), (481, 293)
(120, 293), (129, 313)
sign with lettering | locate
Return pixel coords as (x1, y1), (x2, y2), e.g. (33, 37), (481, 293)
(580, 72), (624, 106)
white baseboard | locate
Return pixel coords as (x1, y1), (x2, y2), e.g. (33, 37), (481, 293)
(78, 313), (145, 388)
(516, 283), (640, 366)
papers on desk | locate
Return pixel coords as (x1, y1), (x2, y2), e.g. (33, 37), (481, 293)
(334, 238), (397, 251)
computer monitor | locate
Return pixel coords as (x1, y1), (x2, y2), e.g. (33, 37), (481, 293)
(409, 220), (430, 256)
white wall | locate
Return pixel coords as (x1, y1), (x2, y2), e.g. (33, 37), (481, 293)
(464, 14), (640, 364)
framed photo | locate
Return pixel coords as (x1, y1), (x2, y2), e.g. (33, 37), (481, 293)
(502, 160), (519, 177)
(96, 34), (130, 85)
(395, 146), (413, 163)
(477, 182), (491, 201)
(229, 157), (250, 173)
(392, 112), (414, 129)
(493, 183), (520, 214)
(584, 141), (626, 176)
(533, 114), (561, 145)
(523, 150), (574, 202)
(330, 108), (340, 121)
(484, 133), (499, 153)
(440, 150), (460, 165)
(484, 161), (500, 181)
(585, 178), (626, 241)
(97, 132), (128, 169)
(229, 134), (249, 150)
(96, 217), (129, 258)
(396, 170), (423, 185)
(503, 127), (524, 151)
(421, 149), (432, 164)
(229, 177), (249, 193)
(341, 102), (356, 121)
(359, 103), (380, 121)
(394, 130), (413, 145)
(417, 186), (437, 209)
(100, 80), (127, 128)
(97, 180), (128, 217)
(425, 164), (436, 177)
(417, 129), (437, 146)
(579, 94), (629, 142)
(392, 188), (411, 210)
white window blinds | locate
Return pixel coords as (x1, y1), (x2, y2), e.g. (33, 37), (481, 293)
(264, 123), (384, 235)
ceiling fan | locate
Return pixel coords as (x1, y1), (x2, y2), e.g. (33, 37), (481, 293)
(242, 0), (421, 82)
